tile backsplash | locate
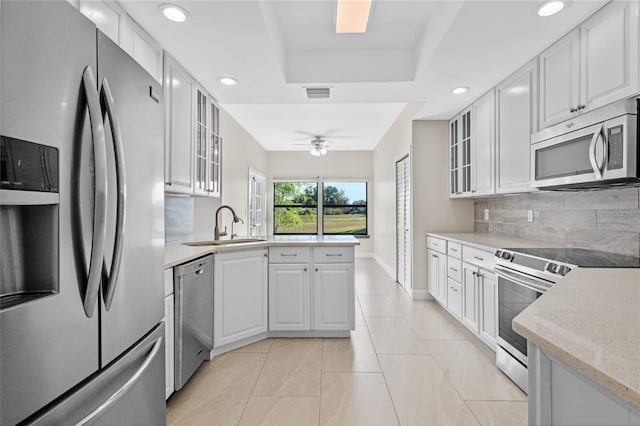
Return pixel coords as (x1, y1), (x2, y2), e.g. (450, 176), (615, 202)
(474, 187), (640, 256)
(165, 196), (194, 243)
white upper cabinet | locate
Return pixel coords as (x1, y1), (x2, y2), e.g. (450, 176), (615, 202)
(72, 0), (162, 82)
(580, 0), (639, 114)
(539, 29), (581, 128)
(164, 53), (194, 194)
(193, 85), (210, 197)
(473, 90), (495, 196)
(539, 1), (639, 129)
(496, 58), (538, 194)
(449, 107), (473, 197)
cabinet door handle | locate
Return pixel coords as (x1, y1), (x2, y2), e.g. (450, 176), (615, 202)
(264, 253), (268, 257)
(450, 248), (458, 252)
(569, 107), (577, 113)
(304, 268), (308, 272)
(450, 286), (458, 292)
(325, 253), (343, 257)
(578, 104), (585, 110)
(432, 254), (438, 259)
(165, 181), (172, 186)
(315, 268), (319, 272)
(450, 267), (458, 272)
(195, 269), (204, 275)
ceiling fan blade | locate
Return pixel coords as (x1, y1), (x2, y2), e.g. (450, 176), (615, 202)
(294, 130), (319, 137)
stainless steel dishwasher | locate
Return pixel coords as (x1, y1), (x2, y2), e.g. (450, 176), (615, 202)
(174, 254), (214, 390)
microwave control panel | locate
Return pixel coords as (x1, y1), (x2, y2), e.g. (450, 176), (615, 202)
(607, 125), (624, 170)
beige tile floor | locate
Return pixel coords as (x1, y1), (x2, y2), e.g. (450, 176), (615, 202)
(167, 258), (527, 426)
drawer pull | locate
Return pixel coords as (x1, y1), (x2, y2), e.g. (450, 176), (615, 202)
(280, 253), (298, 257)
(450, 248), (458, 252)
(450, 267), (458, 272)
(450, 287), (458, 292)
(326, 253), (343, 257)
(474, 256), (484, 261)
(432, 254), (438, 258)
(304, 268), (308, 271)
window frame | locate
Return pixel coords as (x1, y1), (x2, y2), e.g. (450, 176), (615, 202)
(272, 179), (368, 236)
(322, 181), (368, 236)
(272, 181), (319, 235)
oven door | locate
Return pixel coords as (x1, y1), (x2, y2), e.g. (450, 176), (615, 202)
(531, 114), (636, 188)
(495, 266), (548, 366)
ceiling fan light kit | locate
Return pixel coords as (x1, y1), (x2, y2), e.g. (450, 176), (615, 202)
(336, 0), (372, 33)
(310, 146), (327, 156)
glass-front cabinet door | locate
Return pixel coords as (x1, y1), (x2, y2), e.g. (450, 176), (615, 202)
(460, 108), (473, 194)
(193, 86), (209, 196)
(208, 101), (221, 198)
(449, 116), (460, 197)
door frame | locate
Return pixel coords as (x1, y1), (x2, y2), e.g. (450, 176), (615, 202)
(395, 150), (411, 292)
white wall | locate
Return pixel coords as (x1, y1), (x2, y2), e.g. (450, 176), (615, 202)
(268, 151), (374, 255)
(372, 103), (423, 273)
(372, 104), (474, 292)
(411, 120), (474, 291)
(193, 108), (268, 238)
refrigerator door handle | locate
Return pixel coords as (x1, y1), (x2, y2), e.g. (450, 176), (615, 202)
(82, 66), (108, 318)
(100, 77), (127, 311)
(76, 336), (163, 426)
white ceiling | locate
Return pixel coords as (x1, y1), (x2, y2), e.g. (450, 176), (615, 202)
(121, 0), (608, 151)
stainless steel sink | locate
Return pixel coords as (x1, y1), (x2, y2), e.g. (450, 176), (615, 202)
(182, 238), (266, 247)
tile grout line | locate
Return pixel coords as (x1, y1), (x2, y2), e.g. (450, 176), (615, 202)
(318, 337), (324, 426)
(360, 274), (403, 426)
(235, 343), (271, 425)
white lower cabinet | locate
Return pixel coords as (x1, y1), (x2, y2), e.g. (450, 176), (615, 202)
(478, 269), (497, 348)
(163, 268), (174, 400)
(427, 248), (448, 305)
(214, 249), (268, 347)
(447, 278), (462, 319)
(269, 264), (310, 331)
(461, 263), (478, 331)
(313, 263), (355, 331)
(428, 235), (498, 352)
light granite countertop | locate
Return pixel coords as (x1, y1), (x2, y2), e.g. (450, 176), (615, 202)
(165, 235), (360, 268)
(514, 268), (640, 409)
(425, 232), (560, 252)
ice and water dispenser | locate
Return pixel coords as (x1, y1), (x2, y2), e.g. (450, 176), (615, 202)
(1, 136), (59, 309)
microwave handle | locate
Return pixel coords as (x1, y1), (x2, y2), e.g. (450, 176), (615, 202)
(589, 124), (605, 180)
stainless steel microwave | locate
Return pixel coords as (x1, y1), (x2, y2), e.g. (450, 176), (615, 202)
(531, 98), (639, 190)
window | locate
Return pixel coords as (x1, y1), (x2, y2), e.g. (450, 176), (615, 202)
(273, 180), (368, 236)
(323, 182), (367, 235)
(273, 182), (318, 234)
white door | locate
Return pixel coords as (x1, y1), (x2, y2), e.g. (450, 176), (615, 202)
(473, 90), (495, 196)
(269, 264), (310, 331)
(248, 168), (267, 238)
(395, 155), (411, 292)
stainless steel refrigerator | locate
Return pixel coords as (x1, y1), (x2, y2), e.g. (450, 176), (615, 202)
(0, 1), (166, 424)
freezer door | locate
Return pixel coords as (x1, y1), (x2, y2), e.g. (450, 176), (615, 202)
(0, 2), (100, 424)
(26, 324), (166, 426)
(97, 31), (165, 366)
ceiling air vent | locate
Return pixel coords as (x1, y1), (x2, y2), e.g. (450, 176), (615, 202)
(305, 87), (331, 99)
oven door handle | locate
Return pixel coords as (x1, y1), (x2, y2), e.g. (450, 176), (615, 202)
(494, 266), (550, 294)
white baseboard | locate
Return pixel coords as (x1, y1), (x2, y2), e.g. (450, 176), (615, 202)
(355, 252), (374, 258)
(411, 289), (433, 300)
(373, 254), (395, 280)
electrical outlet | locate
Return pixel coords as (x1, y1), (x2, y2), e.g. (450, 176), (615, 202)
(527, 210), (534, 223)
(484, 208), (489, 221)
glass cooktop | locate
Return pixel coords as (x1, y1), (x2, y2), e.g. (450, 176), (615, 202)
(503, 247), (640, 268)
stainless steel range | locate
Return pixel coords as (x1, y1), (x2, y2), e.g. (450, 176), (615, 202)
(493, 247), (640, 393)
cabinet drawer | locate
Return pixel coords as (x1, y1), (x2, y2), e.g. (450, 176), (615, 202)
(426, 236), (447, 254)
(447, 279), (462, 319)
(447, 242), (462, 259)
(269, 246), (310, 263)
(164, 268), (173, 297)
(462, 246), (495, 271)
(313, 246), (354, 263)
(447, 257), (462, 282)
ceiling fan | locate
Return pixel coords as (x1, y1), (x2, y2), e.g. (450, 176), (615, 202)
(292, 130), (353, 156)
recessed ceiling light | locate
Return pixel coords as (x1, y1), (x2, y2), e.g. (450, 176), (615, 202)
(336, 0), (372, 33)
(219, 77), (239, 86)
(451, 86), (469, 95)
(158, 4), (189, 23)
(537, 1), (564, 17)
